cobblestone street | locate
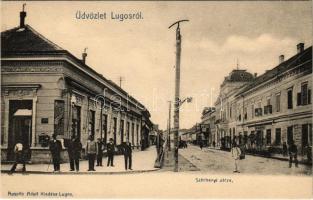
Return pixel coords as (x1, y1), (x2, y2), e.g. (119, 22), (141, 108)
(178, 145), (312, 175)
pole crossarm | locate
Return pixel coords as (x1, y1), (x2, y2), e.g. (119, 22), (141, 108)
(168, 19), (189, 29)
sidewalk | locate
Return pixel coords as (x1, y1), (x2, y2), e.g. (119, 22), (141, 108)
(1, 147), (159, 175)
(206, 146), (312, 165)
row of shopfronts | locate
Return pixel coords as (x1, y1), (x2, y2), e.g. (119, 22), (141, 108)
(192, 43), (312, 162)
(1, 10), (153, 163)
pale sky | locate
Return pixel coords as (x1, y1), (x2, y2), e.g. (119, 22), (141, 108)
(1, 2), (312, 130)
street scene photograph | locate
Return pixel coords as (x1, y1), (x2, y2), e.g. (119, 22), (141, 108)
(1, 1), (312, 199)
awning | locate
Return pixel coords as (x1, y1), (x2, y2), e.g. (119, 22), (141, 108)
(14, 109), (32, 116)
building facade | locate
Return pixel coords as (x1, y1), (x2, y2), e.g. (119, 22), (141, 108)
(1, 10), (153, 163)
(201, 43), (312, 162)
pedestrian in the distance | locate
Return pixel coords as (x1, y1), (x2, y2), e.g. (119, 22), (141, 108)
(86, 135), (98, 171)
(96, 138), (104, 166)
(231, 141), (241, 173)
(122, 139), (132, 170)
(9, 140), (26, 174)
(49, 134), (62, 172)
(199, 141), (203, 150)
(288, 140), (298, 168)
(68, 136), (82, 172)
(107, 138), (115, 167)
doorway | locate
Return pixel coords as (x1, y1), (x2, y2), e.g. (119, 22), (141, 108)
(287, 126), (293, 145)
(8, 100), (33, 161)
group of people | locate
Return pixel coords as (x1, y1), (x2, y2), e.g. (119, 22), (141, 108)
(231, 140), (300, 173)
(9, 134), (134, 174)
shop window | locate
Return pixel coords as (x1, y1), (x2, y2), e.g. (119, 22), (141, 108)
(120, 119), (124, 143)
(71, 105), (81, 139)
(287, 126), (293, 145)
(136, 124), (139, 146)
(302, 124), (312, 146)
(54, 100), (65, 136)
(266, 129), (271, 145)
(131, 123), (135, 145)
(113, 118), (117, 144)
(309, 124), (312, 145)
(126, 122), (130, 140)
(102, 114), (107, 143)
(88, 110), (95, 137)
(275, 128), (281, 145)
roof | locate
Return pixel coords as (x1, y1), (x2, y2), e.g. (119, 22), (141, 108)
(1, 25), (63, 52)
(222, 69), (254, 86)
(1, 25), (147, 111)
(237, 46), (312, 96)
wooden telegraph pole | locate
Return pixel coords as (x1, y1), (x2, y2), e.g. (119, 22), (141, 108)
(169, 19), (189, 172)
(168, 101), (172, 151)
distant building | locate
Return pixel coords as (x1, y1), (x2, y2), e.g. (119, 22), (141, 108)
(215, 69), (255, 149)
(203, 43), (312, 162)
(1, 9), (153, 163)
(201, 107), (216, 147)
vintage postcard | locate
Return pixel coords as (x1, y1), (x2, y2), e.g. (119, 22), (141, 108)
(1, 1), (312, 199)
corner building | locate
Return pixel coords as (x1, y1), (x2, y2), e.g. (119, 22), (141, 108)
(1, 10), (153, 163)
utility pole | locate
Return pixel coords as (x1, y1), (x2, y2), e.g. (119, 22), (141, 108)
(168, 101), (172, 151)
(169, 19), (189, 172)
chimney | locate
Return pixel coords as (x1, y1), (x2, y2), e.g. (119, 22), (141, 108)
(19, 4), (27, 28)
(82, 48), (88, 64)
(297, 43), (304, 54)
(279, 55), (285, 64)
(254, 73), (257, 78)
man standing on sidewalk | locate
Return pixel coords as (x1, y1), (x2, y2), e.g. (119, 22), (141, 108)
(67, 136), (82, 172)
(86, 135), (98, 171)
(49, 134), (62, 172)
(288, 140), (298, 168)
(231, 141), (241, 173)
(107, 138), (115, 167)
(9, 140), (26, 174)
(122, 139), (132, 170)
(96, 138), (104, 166)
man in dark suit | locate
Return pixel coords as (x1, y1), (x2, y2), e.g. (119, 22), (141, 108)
(67, 136), (82, 172)
(49, 134), (62, 172)
(96, 138), (104, 166)
(122, 139), (132, 170)
(106, 138), (115, 167)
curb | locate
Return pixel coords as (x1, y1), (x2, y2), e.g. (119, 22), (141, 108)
(1, 168), (160, 175)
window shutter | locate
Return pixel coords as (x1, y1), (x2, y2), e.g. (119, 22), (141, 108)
(308, 89), (311, 104)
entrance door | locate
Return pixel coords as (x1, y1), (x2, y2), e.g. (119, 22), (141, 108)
(8, 100), (33, 161)
(302, 124), (309, 153)
(287, 126), (293, 145)
(12, 116), (32, 160)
